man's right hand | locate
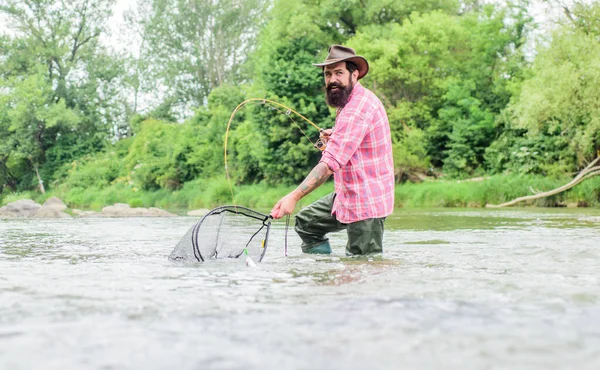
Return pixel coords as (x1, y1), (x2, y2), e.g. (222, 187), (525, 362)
(319, 128), (333, 144)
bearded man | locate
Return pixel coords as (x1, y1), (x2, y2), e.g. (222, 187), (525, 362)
(270, 45), (394, 255)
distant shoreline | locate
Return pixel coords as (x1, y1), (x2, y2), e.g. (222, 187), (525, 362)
(2, 174), (600, 212)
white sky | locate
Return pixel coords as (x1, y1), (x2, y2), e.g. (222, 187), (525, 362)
(0, 0), (577, 50)
(100, 0), (137, 52)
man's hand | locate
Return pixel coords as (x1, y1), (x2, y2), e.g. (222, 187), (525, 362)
(270, 162), (333, 219)
(319, 128), (333, 144)
(270, 193), (299, 219)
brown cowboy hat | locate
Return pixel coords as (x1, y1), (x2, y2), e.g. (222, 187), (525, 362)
(313, 45), (369, 79)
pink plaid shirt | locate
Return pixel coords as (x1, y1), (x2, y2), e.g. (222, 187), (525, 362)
(319, 82), (395, 223)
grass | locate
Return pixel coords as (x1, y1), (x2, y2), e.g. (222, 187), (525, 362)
(395, 174), (600, 208)
(2, 174), (599, 211)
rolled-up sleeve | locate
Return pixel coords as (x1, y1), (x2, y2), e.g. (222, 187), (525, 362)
(320, 108), (371, 172)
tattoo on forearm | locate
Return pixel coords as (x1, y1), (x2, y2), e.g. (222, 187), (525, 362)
(299, 164), (331, 195)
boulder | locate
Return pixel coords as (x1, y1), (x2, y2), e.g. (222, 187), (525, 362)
(0, 208), (17, 218)
(43, 196), (68, 211)
(0, 199), (42, 217)
(101, 203), (176, 217)
(72, 209), (99, 217)
(148, 207), (176, 217)
(101, 203), (131, 216)
(32, 207), (72, 219)
(187, 208), (210, 217)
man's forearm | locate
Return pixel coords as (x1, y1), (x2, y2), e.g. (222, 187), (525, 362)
(291, 162), (333, 200)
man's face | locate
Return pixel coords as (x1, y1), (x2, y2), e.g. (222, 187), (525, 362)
(324, 62), (358, 108)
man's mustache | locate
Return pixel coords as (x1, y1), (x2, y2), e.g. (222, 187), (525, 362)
(326, 82), (344, 91)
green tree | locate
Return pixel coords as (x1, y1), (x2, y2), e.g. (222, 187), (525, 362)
(507, 26), (600, 171)
(247, 0), (337, 184)
(133, 0), (269, 118)
(313, 0), (460, 39)
(347, 5), (529, 177)
(124, 118), (184, 190)
(0, 0), (135, 191)
(185, 84), (247, 182)
(0, 69), (79, 192)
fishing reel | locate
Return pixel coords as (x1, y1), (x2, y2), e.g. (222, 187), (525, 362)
(314, 139), (326, 151)
(314, 128), (330, 151)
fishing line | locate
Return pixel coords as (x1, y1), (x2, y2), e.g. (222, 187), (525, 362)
(223, 98), (326, 258)
(223, 98), (326, 204)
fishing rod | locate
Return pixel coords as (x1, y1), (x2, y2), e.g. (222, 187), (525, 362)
(223, 98), (328, 257)
(223, 98), (327, 200)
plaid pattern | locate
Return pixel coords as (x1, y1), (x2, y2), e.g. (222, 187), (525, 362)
(320, 83), (395, 223)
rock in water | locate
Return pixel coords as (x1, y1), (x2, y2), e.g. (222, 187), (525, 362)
(187, 208), (210, 217)
(0, 199), (42, 217)
(101, 203), (176, 217)
(43, 196), (67, 211)
(32, 207), (72, 219)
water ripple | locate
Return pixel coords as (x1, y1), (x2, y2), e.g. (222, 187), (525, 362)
(1, 210), (600, 369)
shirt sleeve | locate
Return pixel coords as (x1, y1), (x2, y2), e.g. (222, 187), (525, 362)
(319, 108), (371, 172)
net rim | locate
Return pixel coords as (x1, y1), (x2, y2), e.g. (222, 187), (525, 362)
(191, 205), (272, 262)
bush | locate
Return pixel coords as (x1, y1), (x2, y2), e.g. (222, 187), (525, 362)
(128, 198), (144, 208)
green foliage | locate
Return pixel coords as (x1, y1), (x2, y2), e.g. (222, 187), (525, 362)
(227, 120), (267, 184)
(0, 191), (37, 206)
(0, 67), (81, 189)
(349, 7), (529, 176)
(315, 0), (460, 39)
(204, 179), (233, 207)
(136, 0), (269, 118)
(51, 137), (130, 189)
(249, 2), (337, 184)
(0, 0), (129, 193)
(125, 119), (184, 190)
(3, 0), (600, 209)
(437, 80), (495, 176)
(57, 151), (124, 189)
(507, 26), (600, 169)
(185, 84), (247, 181)
(394, 175), (575, 208)
(393, 127), (431, 182)
(566, 176), (600, 206)
(128, 198), (144, 208)
(484, 129), (575, 177)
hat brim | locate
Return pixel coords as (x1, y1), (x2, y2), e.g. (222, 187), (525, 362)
(313, 56), (369, 79)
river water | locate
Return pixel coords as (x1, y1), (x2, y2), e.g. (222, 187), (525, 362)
(1, 208), (599, 370)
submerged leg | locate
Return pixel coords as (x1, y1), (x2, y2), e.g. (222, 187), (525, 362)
(346, 218), (386, 255)
(294, 193), (345, 254)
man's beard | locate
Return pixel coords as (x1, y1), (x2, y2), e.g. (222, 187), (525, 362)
(325, 79), (354, 108)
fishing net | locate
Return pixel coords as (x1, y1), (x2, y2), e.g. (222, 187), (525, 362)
(169, 205), (272, 263)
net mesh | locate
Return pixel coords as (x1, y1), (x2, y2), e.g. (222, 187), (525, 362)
(169, 205), (272, 263)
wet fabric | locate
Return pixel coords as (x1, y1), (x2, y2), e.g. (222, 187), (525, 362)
(295, 192), (385, 255)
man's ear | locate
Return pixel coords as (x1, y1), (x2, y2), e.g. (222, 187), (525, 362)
(352, 69), (359, 82)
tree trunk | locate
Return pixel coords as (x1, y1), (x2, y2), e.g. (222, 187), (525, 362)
(486, 156), (600, 208)
(0, 161), (18, 191)
(33, 164), (46, 194)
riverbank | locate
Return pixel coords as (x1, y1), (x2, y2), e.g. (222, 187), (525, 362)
(2, 174), (599, 212)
